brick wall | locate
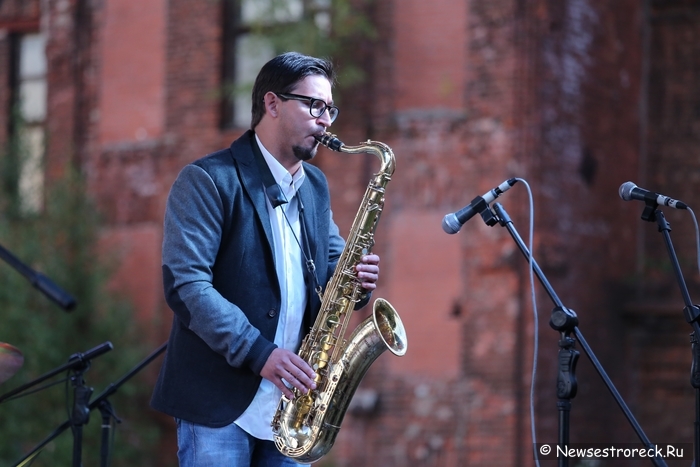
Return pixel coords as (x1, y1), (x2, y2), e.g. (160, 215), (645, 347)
(2, 0), (700, 465)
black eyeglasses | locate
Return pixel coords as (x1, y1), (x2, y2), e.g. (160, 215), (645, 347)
(276, 93), (339, 123)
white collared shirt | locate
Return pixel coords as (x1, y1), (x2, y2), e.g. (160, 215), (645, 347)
(235, 134), (309, 440)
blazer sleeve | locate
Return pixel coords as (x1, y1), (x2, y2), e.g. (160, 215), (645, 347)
(162, 164), (276, 374)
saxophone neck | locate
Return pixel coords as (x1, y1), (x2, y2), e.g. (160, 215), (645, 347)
(315, 132), (395, 177)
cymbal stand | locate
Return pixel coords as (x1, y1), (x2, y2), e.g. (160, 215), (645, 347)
(485, 202), (667, 467)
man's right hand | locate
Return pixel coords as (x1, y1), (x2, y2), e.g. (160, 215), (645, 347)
(260, 348), (317, 399)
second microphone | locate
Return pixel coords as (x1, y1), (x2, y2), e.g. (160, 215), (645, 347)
(442, 178), (518, 234)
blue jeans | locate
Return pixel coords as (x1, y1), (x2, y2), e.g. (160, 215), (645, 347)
(176, 419), (307, 467)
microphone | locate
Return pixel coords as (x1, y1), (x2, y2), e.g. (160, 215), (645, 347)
(618, 181), (688, 210)
(442, 178), (518, 234)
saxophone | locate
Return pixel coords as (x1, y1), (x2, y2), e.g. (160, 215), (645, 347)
(271, 132), (408, 463)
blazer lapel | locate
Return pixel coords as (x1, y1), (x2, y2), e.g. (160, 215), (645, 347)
(231, 131), (275, 257)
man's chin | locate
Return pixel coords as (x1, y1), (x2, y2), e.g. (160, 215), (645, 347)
(292, 144), (317, 162)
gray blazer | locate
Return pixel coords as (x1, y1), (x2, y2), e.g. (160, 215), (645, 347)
(151, 130), (352, 427)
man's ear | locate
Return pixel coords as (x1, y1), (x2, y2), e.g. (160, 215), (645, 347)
(263, 92), (280, 118)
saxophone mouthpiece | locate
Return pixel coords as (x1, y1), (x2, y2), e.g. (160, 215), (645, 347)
(315, 133), (344, 152)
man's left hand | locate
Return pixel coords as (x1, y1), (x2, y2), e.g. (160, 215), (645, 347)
(355, 254), (380, 290)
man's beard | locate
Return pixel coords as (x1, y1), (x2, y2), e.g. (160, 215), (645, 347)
(292, 143), (318, 162)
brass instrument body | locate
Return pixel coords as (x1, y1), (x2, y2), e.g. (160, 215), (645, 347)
(271, 133), (407, 463)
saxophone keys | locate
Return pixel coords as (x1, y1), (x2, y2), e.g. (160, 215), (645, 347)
(294, 394), (313, 412)
(325, 314), (340, 329)
(319, 334), (333, 350)
(310, 350), (329, 370)
(291, 394), (314, 429)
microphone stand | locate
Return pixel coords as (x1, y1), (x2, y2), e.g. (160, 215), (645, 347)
(0, 342), (113, 405)
(8, 342), (167, 467)
(483, 202), (667, 467)
(637, 201), (700, 465)
(0, 241), (76, 311)
(0, 342), (113, 467)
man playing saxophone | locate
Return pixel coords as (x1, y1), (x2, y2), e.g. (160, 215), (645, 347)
(150, 52), (381, 467)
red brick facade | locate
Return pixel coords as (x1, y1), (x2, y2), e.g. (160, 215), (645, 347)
(2, 0), (700, 465)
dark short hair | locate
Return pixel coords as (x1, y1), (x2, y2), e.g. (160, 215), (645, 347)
(250, 52), (336, 129)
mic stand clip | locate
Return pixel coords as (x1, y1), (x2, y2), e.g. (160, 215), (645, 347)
(69, 364), (94, 467)
(641, 197), (659, 223)
(549, 306), (580, 441)
(475, 197), (498, 226)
